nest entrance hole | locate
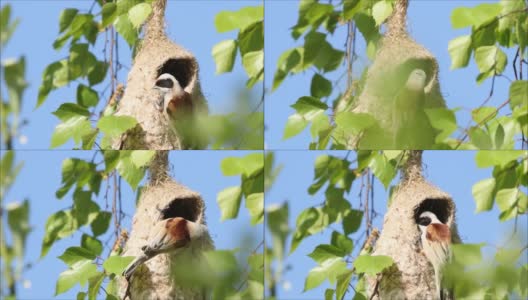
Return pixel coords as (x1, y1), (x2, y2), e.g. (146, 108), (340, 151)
(157, 58), (195, 90)
(377, 58), (435, 95)
(158, 197), (200, 222)
(413, 198), (451, 224)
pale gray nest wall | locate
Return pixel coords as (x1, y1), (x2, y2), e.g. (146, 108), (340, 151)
(367, 151), (460, 299)
(118, 179), (214, 299)
(112, 0), (207, 150)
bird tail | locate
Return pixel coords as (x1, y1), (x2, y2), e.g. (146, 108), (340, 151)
(123, 254), (149, 279)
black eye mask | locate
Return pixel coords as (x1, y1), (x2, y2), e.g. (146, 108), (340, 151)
(156, 78), (174, 89)
(417, 216), (432, 226)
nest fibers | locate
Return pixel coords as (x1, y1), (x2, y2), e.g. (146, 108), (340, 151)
(119, 179), (214, 300)
(112, 0), (207, 150)
(367, 151), (460, 299)
(347, 0), (446, 149)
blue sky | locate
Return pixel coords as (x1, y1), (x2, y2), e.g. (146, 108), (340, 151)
(266, 150), (527, 299)
(265, 1), (516, 149)
(4, 150), (262, 299)
(2, 0), (262, 150)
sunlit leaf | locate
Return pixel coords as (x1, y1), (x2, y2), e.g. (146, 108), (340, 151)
(472, 178), (496, 212)
(353, 255), (394, 275)
(212, 39), (237, 74)
(103, 256), (135, 275)
(217, 186), (242, 221)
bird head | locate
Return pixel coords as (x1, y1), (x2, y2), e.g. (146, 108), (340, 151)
(405, 69), (427, 92)
(153, 73), (184, 111)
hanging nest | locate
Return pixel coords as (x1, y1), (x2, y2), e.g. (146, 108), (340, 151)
(112, 0), (207, 150)
(347, 0), (446, 149)
(366, 151), (461, 299)
(118, 177), (214, 299)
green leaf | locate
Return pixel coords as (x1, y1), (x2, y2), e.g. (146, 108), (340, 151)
(290, 207), (323, 253)
(310, 73), (332, 98)
(304, 258), (348, 291)
(335, 112), (376, 135)
(130, 150), (156, 168)
(52, 103), (90, 122)
(214, 6), (263, 33)
(343, 0), (361, 21)
(81, 234), (103, 256)
(469, 127), (493, 149)
(509, 80), (528, 109)
(220, 153), (263, 177)
(103, 256), (135, 275)
(51, 116), (92, 148)
(353, 255), (394, 275)
(424, 108), (457, 142)
(291, 96), (328, 119)
(472, 106), (497, 124)
(88, 273), (105, 300)
(77, 85), (99, 107)
(55, 260), (99, 295)
(88, 61), (109, 86)
(116, 151), (145, 190)
(452, 243), (483, 265)
(217, 186), (242, 221)
(242, 50), (263, 79)
(245, 192), (263, 225)
(451, 3), (502, 29)
(114, 14), (137, 47)
(448, 35), (472, 70)
(212, 39), (237, 74)
(128, 3), (151, 28)
(267, 202), (290, 261)
(6, 200), (30, 259)
(283, 114), (308, 140)
(308, 244), (346, 264)
(91, 212), (112, 237)
(97, 115), (137, 137)
(496, 188), (519, 212)
(336, 269), (354, 300)
(475, 150), (522, 168)
(58, 247), (96, 267)
(474, 45), (500, 73)
(59, 8), (79, 33)
(238, 21), (263, 55)
(472, 178), (496, 212)
(369, 153), (396, 189)
(303, 32), (342, 71)
(331, 231), (353, 254)
(273, 48), (302, 90)
(102, 3), (117, 27)
(342, 209), (363, 235)
(372, 0), (393, 26)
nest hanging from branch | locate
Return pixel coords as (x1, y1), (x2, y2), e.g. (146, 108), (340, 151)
(112, 0), (207, 150)
(347, 0), (446, 149)
(367, 151), (460, 299)
(118, 165), (214, 299)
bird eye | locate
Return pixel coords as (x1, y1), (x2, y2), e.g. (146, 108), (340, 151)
(155, 78), (174, 89)
(417, 216), (431, 226)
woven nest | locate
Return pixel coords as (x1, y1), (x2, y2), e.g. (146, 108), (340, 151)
(367, 151), (460, 299)
(348, 0), (446, 149)
(118, 179), (214, 299)
(113, 0), (207, 150)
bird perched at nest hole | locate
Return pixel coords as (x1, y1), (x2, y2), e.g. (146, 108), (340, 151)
(154, 73), (193, 118)
(153, 73), (207, 149)
(392, 68), (435, 149)
(417, 211), (452, 300)
(122, 217), (207, 280)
